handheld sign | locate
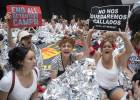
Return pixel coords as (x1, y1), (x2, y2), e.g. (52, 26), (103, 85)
(6, 5), (42, 28)
(90, 5), (130, 31)
(41, 48), (60, 60)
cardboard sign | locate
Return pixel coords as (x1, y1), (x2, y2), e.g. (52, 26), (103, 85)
(6, 5), (42, 28)
(90, 5), (130, 31)
(41, 48), (60, 60)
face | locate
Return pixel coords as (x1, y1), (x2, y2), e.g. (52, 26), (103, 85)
(21, 50), (36, 70)
(60, 42), (73, 57)
(20, 36), (32, 49)
(102, 41), (114, 55)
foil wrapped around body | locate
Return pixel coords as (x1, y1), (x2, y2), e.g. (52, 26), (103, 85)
(43, 58), (132, 100)
(43, 58), (102, 100)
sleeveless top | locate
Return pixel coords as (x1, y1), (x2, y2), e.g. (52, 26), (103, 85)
(51, 53), (76, 77)
(0, 68), (39, 100)
(96, 57), (120, 90)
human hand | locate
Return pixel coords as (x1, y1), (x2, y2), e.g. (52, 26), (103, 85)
(133, 80), (140, 98)
(88, 28), (96, 35)
(4, 12), (12, 22)
(127, 90), (134, 100)
(115, 28), (128, 38)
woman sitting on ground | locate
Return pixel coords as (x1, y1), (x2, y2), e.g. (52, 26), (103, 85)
(51, 32), (90, 79)
(90, 31), (133, 100)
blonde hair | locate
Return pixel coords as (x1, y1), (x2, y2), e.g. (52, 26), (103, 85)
(100, 32), (116, 50)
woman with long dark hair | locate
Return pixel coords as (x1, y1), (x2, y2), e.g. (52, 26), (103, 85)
(0, 47), (39, 100)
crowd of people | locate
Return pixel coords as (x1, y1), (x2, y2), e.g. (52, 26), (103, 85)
(0, 3), (140, 100)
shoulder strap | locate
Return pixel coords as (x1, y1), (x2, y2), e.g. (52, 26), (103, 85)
(7, 70), (15, 99)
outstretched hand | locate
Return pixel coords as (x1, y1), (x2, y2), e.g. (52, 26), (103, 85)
(4, 12), (12, 22)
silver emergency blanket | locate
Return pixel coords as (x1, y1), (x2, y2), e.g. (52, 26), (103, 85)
(0, 29), (9, 67)
(43, 57), (132, 100)
(35, 26), (64, 44)
(43, 58), (104, 100)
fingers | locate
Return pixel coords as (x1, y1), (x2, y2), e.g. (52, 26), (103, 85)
(133, 80), (139, 91)
(88, 28), (96, 35)
(4, 12), (12, 21)
(128, 90), (134, 100)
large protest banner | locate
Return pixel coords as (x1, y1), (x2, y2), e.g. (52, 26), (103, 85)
(90, 5), (130, 31)
(6, 5), (42, 28)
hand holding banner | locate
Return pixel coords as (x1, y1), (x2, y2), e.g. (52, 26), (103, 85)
(90, 5), (130, 31)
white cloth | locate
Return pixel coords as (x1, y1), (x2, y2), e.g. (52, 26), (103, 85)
(0, 68), (39, 100)
(96, 57), (119, 90)
(128, 51), (140, 72)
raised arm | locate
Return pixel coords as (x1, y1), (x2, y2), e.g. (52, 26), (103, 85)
(116, 32), (133, 66)
(75, 28), (101, 63)
(5, 13), (16, 48)
(75, 29), (91, 59)
(86, 29), (94, 47)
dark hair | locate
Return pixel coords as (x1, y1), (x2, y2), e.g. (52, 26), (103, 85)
(131, 71), (140, 95)
(59, 36), (75, 48)
(0, 66), (4, 80)
(132, 71), (140, 86)
(8, 47), (30, 70)
(0, 34), (4, 41)
(128, 6), (140, 35)
(131, 32), (140, 46)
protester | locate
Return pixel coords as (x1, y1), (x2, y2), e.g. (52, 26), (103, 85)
(127, 6), (140, 73)
(92, 31), (133, 99)
(126, 7), (140, 99)
(0, 47), (39, 100)
(51, 34), (90, 79)
(4, 13), (43, 68)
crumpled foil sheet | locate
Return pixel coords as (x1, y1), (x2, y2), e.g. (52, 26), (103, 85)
(43, 58), (132, 100)
(43, 58), (103, 100)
